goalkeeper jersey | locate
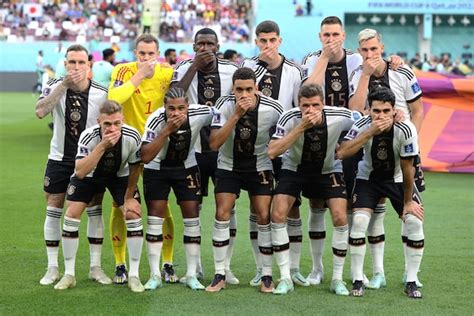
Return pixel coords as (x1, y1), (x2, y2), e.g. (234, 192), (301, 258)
(108, 61), (173, 134)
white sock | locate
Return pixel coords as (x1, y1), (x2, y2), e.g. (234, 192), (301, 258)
(62, 216), (80, 276)
(258, 223), (273, 277)
(86, 205), (103, 268)
(349, 211), (371, 282)
(212, 219), (230, 276)
(308, 207), (326, 273)
(225, 209), (237, 271)
(272, 222), (290, 280)
(126, 218), (144, 278)
(401, 220), (409, 274)
(404, 214), (424, 282)
(146, 216), (163, 276)
(367, 204), (385, 276)
(332, 224), (348, 281)
(44, 206), (63, 268)
(197, 204), (202, 273)
(249, 213), (261, 271)
(183, 217), (201, 278)
(287, 216), (302, 271)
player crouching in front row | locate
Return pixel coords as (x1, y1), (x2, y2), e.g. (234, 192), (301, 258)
(140, 87), (215, 291)
(337, 87), (425, 299)
(54, 101), (145, 292)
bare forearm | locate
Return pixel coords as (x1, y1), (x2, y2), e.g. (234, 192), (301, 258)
(303, 57), (329, 86)
(141, 130), (171, 163)
(268, 127), (304, 159)
(35, 83), (67, 118)
(75, 144), (106, 179)
(409, 99), (424, 133)
(336, 130), (372, 160)
(348, 75), (370, 111)
(174, 65), (197, 91)
(209, 116), (240, 151)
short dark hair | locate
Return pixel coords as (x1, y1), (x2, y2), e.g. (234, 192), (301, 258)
(194, 28), (218, 42)
(232, 67), (256, 84)
(298, 84), (324, 102)
(320, 16), (343, 27)
(368, 87), (396, 107)
(102, 48), (115, 60)
(164, 48), (176, 57)
(135, 33), (159, 49)
(223, 49), (237, 59)
(164, 87), (188, 104)
(255, 20), (280, 36)
(66, 44), (88, 56)
(100, 100), (122, 115)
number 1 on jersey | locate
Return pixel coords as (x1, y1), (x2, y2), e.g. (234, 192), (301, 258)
(145, 101), (152, 114)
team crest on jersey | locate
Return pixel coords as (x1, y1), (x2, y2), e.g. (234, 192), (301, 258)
(377, 148), (388, 160)
(70, 111), (82, 122)
(43, 88), (51, 96)
(79, 146), (89, 155)
(67, 184), (76, 196)
(275, 127), (285, 137)
(411, 82), (421, 94)
(212, 113), (221, 124)
(240, 127), (252, 140)
(331, 79), (342, 92)
(404, 143), (414, 153)
(113, 80), (123, 87)
(44, 176), (50, 187)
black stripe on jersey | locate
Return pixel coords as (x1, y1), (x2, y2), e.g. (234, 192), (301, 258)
(217, 58), (238, 69)
(254, 64), (266, 78)
(407, 93), (423, 104)
(149, 113), (166, 130)
(349, 65), (363, 83)
(302, 50), (321, 64)
(260, 97), (284, 114)
(284, 59), (305, 79)
(395, 122), (412, 140)
(354, 116), (371, 128)
(278, 111), (301, 126)
(82, 128), (100, 146)
(215, 95), (235, 110)
(175, 59), (193, 69)
(389, 64), (414, 80)
(188, 109), (211, 117)
(123, 127), (141, 146)
(90, 81), (108, 93)
(324, 109), (352, 119)
(47, 78), (63, 86)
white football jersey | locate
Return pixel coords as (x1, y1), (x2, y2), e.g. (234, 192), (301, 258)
(273, 106), (361, 174)
(76, 123), (141, 178)
(142, 104), (214, 170)
(344, 117), (419, 183)
(211, 94), (283, 172)
(39, 78), (107, 162)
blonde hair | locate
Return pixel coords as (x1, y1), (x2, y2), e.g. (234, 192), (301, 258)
(358, 28), (382, 44)
(100, 100), (122, 115)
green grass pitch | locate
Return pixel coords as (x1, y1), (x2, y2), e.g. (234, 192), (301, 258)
(0, 92), (473, 315)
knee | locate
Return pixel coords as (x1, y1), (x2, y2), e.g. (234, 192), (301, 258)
(351, 211), (371, 236)
(271, 207), (286, 224)
(331, 209), (348, 227)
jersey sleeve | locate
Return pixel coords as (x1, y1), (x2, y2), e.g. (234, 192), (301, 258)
(348, 66), (363, 98)
(76, 128), (96, 159)
(211, 97), (230, 128)
(403, 66), (423, 103)
(171, 60), (190, 84)
(142, 111), (162, 145)
(344, 117), (368, 141)
(108, 64), (135, 104)
(38, 78), (62, 101)
(272, 111), (294, 139)
(127, 137), (142, 165)
(400, 122), (419, 158)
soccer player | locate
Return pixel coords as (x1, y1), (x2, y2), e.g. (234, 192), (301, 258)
(240, 20), (307, 287)
(35, 44), (110, 286)
(349, 28), (424, 289)
(140, 87), (214, 291)
(108, 34), (177, 284)
(205, 67), (283, 293)
(268, 84), (360, 295)
(337, 87), (424, 299)
(54, 101), (145, 293)
(92, 48), (116, 89)
(172, 28), (238, 283)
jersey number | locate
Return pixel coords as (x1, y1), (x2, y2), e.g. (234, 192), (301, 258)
(327, 93), (347, 107)
(145, 101), (152, 114)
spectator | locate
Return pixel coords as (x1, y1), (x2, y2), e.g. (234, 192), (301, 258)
(223, 49), (238, 63)
(142, 8), (152, 34)
(164, 48), (177, 66)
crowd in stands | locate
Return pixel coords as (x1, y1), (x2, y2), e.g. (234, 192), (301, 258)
(158, 0), (252, 43)
(408, 52), (473, 76)
(0, 0), (142, 42)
